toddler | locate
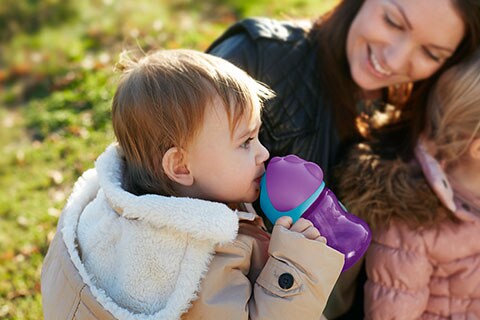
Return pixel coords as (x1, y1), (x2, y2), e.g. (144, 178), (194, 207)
(41, 49), (344, 319)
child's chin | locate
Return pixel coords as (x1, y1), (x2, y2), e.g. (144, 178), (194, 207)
(224, 190), (259, 204)
(243, 192), (260, 203)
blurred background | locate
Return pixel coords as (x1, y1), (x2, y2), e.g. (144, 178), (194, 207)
(0, 0), (335, 318)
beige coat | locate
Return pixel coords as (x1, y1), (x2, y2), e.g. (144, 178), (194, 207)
(41, 145), (344, 319)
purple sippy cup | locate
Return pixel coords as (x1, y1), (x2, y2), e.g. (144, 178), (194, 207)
(259, 155), (371, 272)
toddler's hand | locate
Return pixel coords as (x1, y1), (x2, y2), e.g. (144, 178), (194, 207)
(275, 216), (326, 243)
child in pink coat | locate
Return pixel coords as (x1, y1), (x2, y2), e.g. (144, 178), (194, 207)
(337, 49), (480, 319)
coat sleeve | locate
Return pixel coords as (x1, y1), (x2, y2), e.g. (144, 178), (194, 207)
(364, 222), (434, 320)
(186, 224), (344, 320)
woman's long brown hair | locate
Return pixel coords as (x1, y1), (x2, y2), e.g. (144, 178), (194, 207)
(309, 0), (364, 145)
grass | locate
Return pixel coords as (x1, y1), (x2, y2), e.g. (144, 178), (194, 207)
(0, 0), (336, 318)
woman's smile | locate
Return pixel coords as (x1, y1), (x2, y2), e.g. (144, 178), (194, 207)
(368, 45), (392, 77)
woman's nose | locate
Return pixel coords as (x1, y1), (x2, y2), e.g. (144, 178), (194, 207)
(384, 38), (413, 76)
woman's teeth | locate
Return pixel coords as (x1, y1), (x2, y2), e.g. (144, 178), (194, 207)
(370, 51), (392, 76)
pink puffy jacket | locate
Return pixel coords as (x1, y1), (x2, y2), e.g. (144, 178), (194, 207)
(336, 142), (480, 319)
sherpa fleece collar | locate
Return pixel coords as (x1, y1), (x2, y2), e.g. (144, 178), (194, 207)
(60, 144), (239, 320)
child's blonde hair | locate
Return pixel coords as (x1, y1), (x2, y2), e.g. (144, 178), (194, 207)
(425, 49), (480, 168)
(112, 49), (274, 196)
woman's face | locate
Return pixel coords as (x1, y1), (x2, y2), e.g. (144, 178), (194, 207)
(346, 0), (465, 91)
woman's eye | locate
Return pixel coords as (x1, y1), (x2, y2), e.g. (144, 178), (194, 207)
(384, 13), (402, 30)
(423, 48), (441, 62)
(240, 137), (254, 149)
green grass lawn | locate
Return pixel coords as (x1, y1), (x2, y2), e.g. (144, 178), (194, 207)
(0, 0), (335, 318)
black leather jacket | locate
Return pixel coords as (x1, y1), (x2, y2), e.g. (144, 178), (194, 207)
(208, 17), (342, 181)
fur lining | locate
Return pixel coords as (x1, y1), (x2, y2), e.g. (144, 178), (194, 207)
(334, 143), (455, 231)
(61, 145), (239, 319)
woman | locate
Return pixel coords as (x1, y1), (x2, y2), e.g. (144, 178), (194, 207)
(207, 0), (480, 318)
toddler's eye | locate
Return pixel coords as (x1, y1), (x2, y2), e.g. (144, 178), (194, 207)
(240, 137), (254, 149)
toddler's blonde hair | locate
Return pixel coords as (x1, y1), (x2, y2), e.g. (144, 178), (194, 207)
(425, 49), (480, 168)
(112, 49), (274, 196)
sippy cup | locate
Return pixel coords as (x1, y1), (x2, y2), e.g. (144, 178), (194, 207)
(260, 155), (371, 271)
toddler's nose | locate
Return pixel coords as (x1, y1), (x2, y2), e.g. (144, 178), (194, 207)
(257, 142), (270, 164)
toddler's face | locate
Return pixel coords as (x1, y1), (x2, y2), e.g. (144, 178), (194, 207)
(185, 98), (269, 204)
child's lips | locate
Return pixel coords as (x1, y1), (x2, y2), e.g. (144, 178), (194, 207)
(254, 173), (264, 184)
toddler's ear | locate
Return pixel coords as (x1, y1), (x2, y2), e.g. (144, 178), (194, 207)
(469, 138), (480, 160)
(162, 147), (193, 186)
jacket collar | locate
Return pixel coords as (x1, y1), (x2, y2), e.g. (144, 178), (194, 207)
(60, 145), (240, 319)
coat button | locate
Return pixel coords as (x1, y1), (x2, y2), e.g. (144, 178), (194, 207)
(278, 272), (294, 289)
